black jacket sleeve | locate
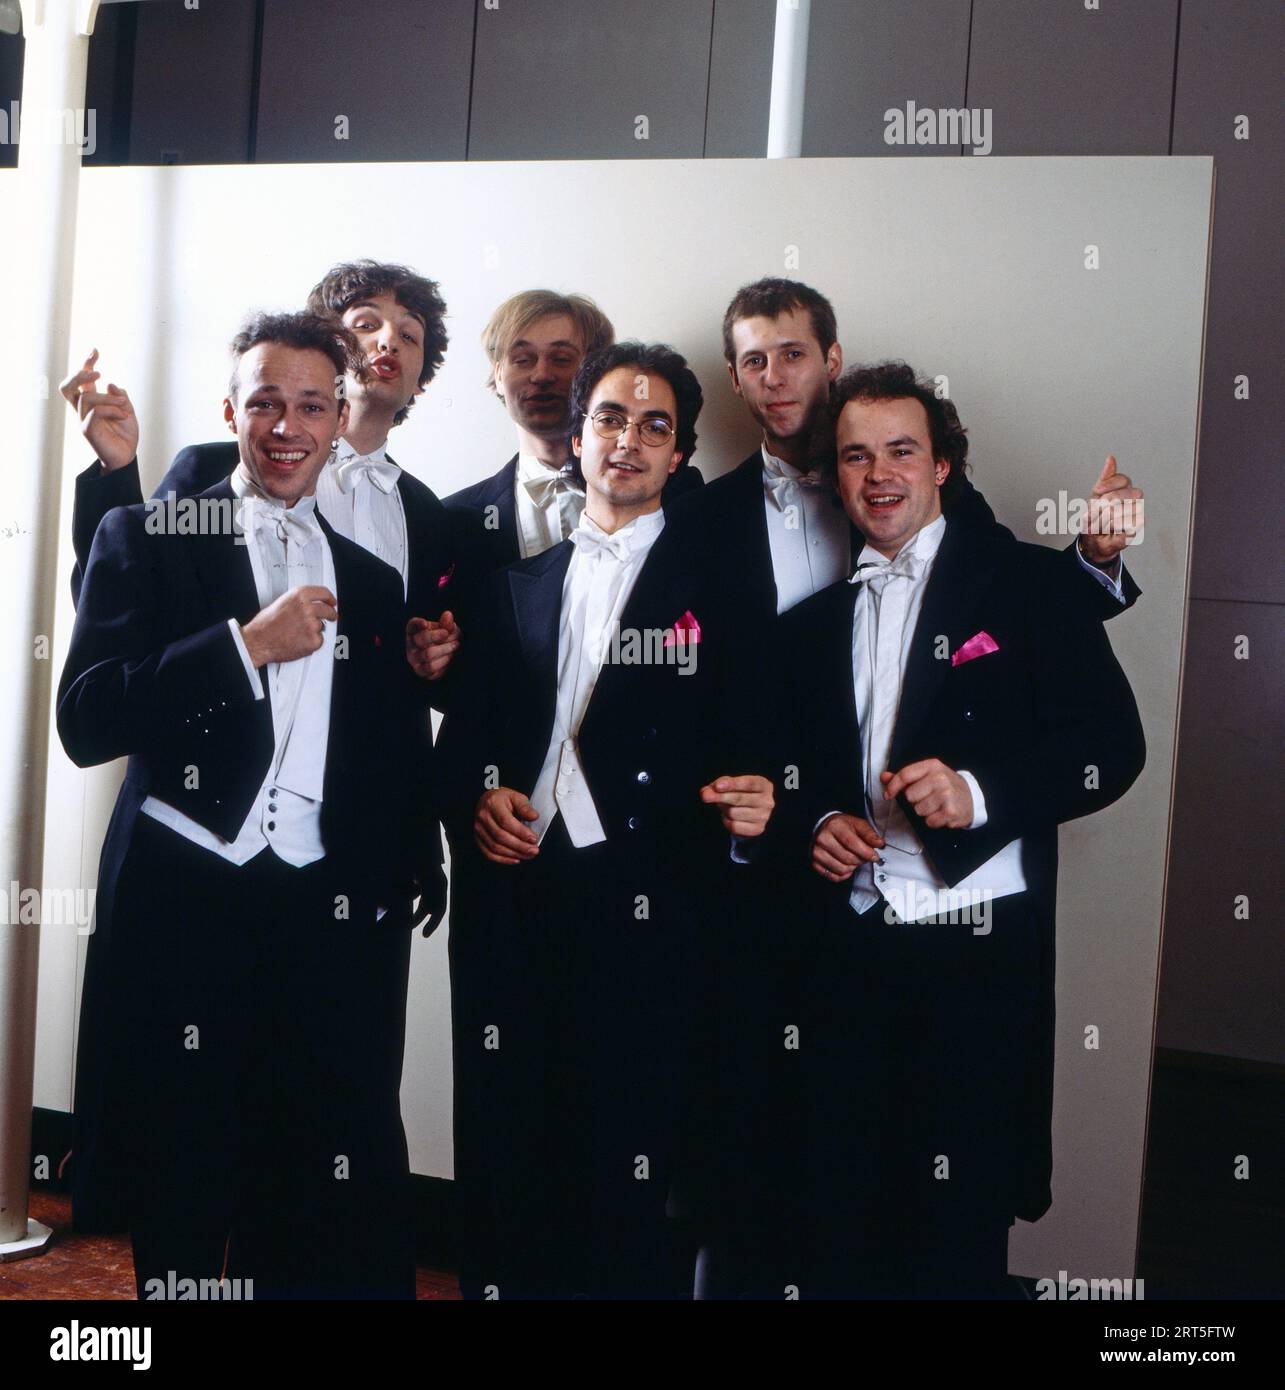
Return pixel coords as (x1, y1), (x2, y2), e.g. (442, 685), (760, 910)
(70, 458), (145, 607)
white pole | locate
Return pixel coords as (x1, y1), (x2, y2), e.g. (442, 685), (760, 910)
(0, 0), (100, 1261)
(766, 0), (811, 158)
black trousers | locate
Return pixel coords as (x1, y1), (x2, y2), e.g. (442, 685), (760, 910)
(86, 815), (414, 1300)
(708, 887), (1040, 1299)
(453, 818), (699, 1300)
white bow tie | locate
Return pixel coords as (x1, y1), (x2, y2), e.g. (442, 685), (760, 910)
(764, 468), (828, 512)
(237, 495), (319, 549)
(570, 524), (633, 564)
(853, 550), (921, 594)
(334, 450), (399, 495)
(522, 466), (581, 511)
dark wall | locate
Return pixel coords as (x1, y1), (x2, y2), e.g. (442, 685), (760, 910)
(3, 0), (1279, 1064)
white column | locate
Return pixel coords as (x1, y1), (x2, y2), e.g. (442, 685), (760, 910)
(0, 0), (100, 1261)
(766, 0), (811, 158)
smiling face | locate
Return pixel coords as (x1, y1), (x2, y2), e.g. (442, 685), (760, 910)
(493, 312), (585, 441)
(224, 343), (349, 506)
(835, 395), (948, 558)
(728, 306), (842, 463)
(341, 291), (427, 418)
(572, 365), (681, 524)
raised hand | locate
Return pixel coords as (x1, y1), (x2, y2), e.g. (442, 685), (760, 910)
(1081, 455), (1143, 567)
(59, 350), (139, 472)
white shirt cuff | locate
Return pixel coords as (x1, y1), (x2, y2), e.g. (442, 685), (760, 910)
(1075, 537), (1126, 602)
(813, 810), (843, 837)
(957, 771), (987, 829)
(227, 619), (265, 701)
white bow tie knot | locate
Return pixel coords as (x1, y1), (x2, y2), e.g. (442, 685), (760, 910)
(764, 469), (828, 513)
(522, 467), (581, 511)
(570, 526), (632, 564)
(238, 496), (319, 549)
(855, 551), (922, 595)
(334, 452), (399, 495)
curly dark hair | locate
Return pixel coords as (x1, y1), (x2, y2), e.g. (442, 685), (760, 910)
(566, 340), (703, 482)
(828, 361), (970, 506)
(721, 277), (838, 366)
(306, 260), (448, 424)
(227, 310), (359, 405)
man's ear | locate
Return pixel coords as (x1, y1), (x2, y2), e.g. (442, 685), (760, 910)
(492, 359), (506, 402)
(826, 341), (844, 381)
(571, 433), (583, 459)
(336, 398), (351, 436)
(727, 362), (742, 398)
(934, 458), (950, 487)
(223, 397), (237, 432)
(668, 450), (683, 476)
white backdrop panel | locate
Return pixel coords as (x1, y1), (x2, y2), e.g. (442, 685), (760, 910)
(29, 155), (1210, 1281)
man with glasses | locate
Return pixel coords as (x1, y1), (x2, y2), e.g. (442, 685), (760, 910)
(438, 341), (771, 1299)
(445, 290), (703, 616)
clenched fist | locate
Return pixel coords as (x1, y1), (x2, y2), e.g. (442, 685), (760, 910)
(240, 585), (337, 667)
(881, 761), (973, 829)
(699, 773), (775, 837)
(474, 787), (540, 865)
(811, 813), (885, 881)
(406, 610), (461, 681)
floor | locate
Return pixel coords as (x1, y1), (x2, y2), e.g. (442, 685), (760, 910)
(5, 1053), (1279, 1301)
(0, 1192), (461, 1301)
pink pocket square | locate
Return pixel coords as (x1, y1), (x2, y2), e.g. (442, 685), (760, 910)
(437, 563), (456, 590)
(663, 609), (702, 646)
(951, 630), (1000, 667)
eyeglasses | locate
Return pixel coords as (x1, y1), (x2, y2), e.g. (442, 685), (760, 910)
(585, 409), (674, 447)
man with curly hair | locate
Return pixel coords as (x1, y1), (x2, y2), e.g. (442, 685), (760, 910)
(64, 260), (462, 697)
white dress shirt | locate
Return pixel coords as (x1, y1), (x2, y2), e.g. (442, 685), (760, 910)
(515, 451), (586, 559)
(529, 508), (666, 847)
(141, 473), (335, 867)
(761, 444), (852, 614)
(315, 439), (408, 596)
(840, 514), (1027, 922)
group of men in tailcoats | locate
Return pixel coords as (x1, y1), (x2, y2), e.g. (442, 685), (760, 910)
(58, 264), (1145, 1300)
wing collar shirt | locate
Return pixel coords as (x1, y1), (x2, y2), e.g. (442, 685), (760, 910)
(316, 439), (408, 596)
(761, 443), (852, 615)
(515, 451), (586, 559)
(844, 513), (1026, 922)
(140, 472), (336, 867)
(529, 507), (666, 847)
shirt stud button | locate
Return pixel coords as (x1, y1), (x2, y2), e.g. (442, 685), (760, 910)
(267, 821), (276, 831)
(636, 771), (650, 785)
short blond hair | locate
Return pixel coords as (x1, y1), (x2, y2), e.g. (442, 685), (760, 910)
(482, 290), (614, 394)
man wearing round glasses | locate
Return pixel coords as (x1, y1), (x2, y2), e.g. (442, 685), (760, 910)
(438, 341), (773, 1300)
